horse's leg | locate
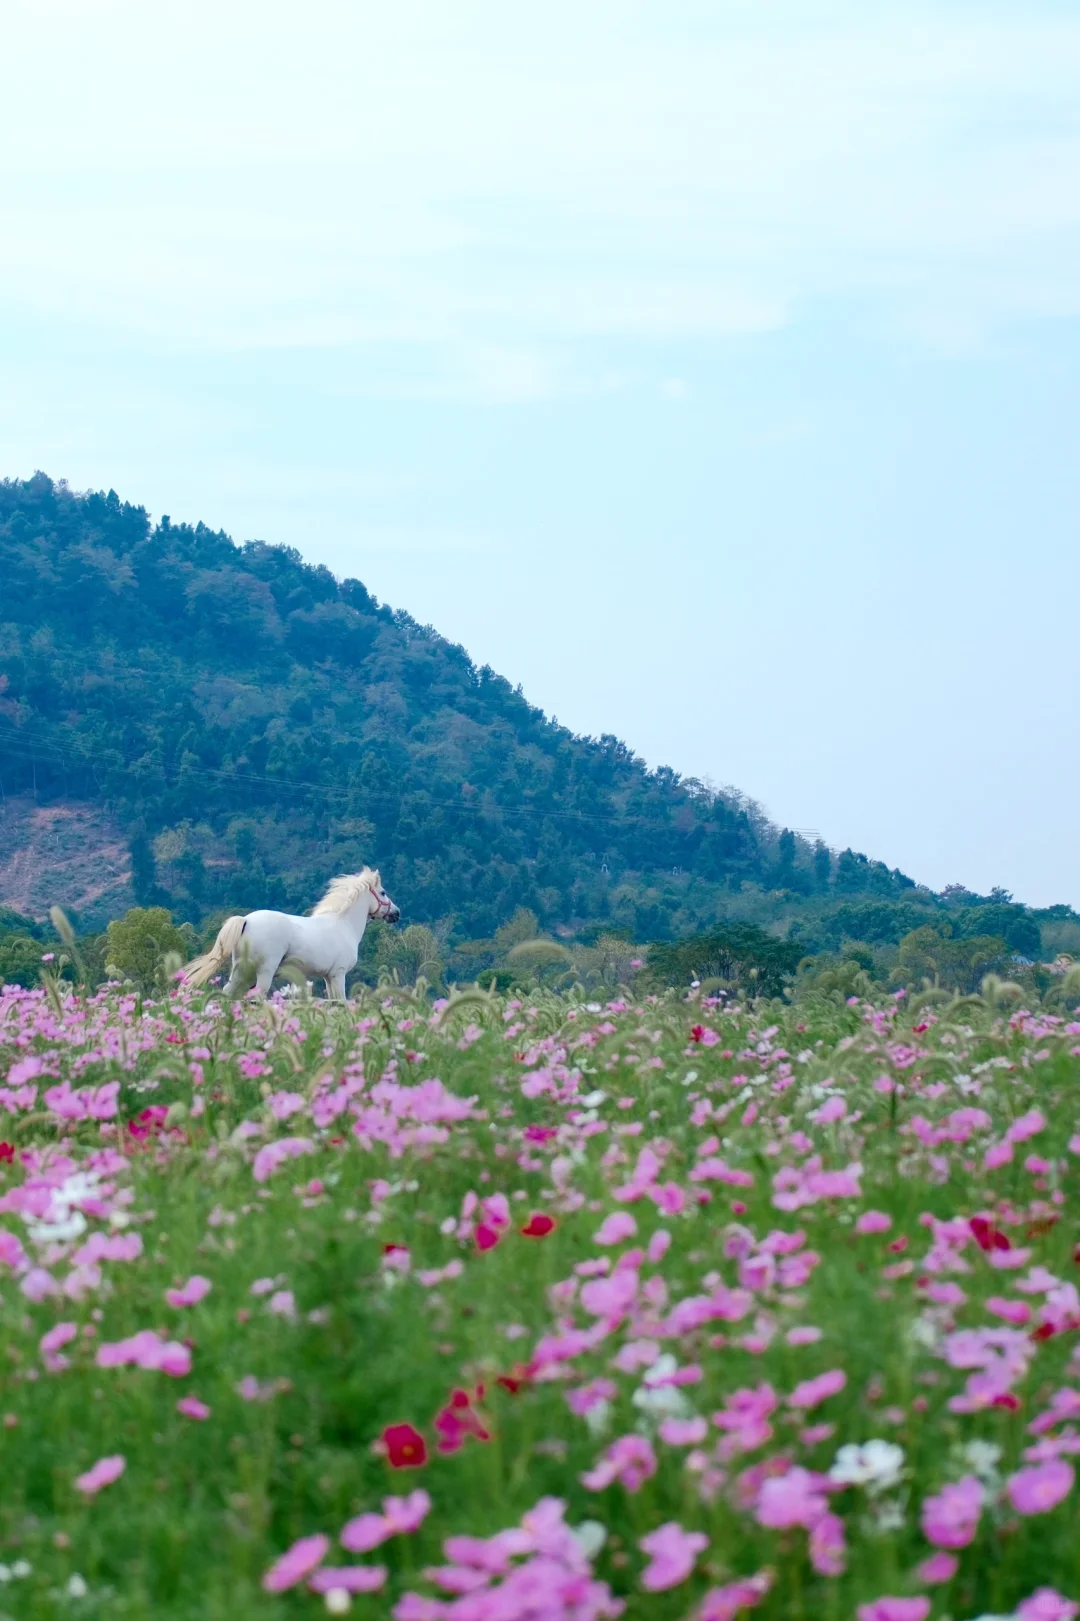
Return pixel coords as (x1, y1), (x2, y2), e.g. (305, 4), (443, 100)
(223, 953), (245, 998)
(253, 955), (281, 997)
(327, 970), (347, 1002)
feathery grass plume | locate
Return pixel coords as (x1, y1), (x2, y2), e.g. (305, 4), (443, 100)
(50, 904), (88, 984)
(980, 973), (1025, 1005)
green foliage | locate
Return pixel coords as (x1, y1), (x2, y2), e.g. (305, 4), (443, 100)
(4, 975), (1080, 1617)
(373, 922), (446, 988)
(0, 475), (1072, 973)
(0, 474), (922, 950)
(890, 924), (1011, 994)
(644, 922), (804, 997)
(103, 907), (192, 990)
(0, 931), (45, 987)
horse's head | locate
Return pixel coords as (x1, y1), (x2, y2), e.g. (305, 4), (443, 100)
(369, 872), (400, 924)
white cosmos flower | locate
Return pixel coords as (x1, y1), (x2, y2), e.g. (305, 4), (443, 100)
(633, 1355), (692, 1423)
(584, 1399), (612, 1437)
(25, 1211), (88, 1245)
(570, 1521), (608, 1561)
(955, 1440), (1003, 1483)
(829, 1439), (906, 1494)
(580, 1090), (607, 1109)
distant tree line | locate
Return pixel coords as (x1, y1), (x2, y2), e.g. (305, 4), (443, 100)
(1, 473), (1076, 996)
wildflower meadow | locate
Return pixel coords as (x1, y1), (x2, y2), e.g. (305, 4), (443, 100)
(3, 970), (1080, 1621)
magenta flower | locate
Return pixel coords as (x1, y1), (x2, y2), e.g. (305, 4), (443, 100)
(75, 1454), (126, 1496)
(177, 1395), (211, 1420)
(581, 1433), (658, 1493)
(920, 1475), (983, 1548)
(808, 1510), (846, 1576)
(659, 1416), (708, 1446)
(594, 1211), (637, 1246)
(1017, 1590), (1080, 1621)
(1006, 1459), (1075, 1516)
(164, 1274), (212, 1308)
(754, 1467), (830, 1530)
(915, 1552), (958, 1584)
(788, 1368), (847, 1410)
(698, 1573), (773, 1620)
(252, 1136), (315, 1183)
(855, 1210), (892, 1235)
(638, 1522), (708, 1591)
(382, 1490), (431, 1534)
(856, 1600), (930, 1621)
(261, 1533), (330, 1592)
(96, 1329), (192, 1378)
(309, 1566), (388, 1593)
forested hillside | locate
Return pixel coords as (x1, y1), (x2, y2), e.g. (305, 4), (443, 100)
(1, 473), (1076, 983)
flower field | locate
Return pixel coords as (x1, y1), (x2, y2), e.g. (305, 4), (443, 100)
(2, 976), (1080, 1621)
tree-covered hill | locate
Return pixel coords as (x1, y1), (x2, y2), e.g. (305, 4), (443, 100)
(1, 473), (1075, 973)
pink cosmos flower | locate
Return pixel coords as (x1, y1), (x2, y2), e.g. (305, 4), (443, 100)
(915, 1552), (958, 1584)
(808, 1510), (846, 1575)
(920, 1475), (983, 1547)
(986, 1295), (1031, 1325)
(96, 1330), (192, 1378)
(165, 1275), (212, 1308)
(856, 1211), (892, 1235)
(786, 1326), (823, 1347)
(1006, 1459), (1074, 1515)
(262, 1533), (330, 1592)
(1017, 1590), (1080, 1621)
(754, 1467), (830, 1529)
(309, 1567), (388, 1593)
(788, 1368), (847, 1409)
(1007, 1108), (1047, 1143)
(638, 1522), (708, 1591)
(856, 1600), (930, 1621)
(698, 1573), (772, 1620)
(75, 1454), (126, 1496)
(647, 1229), (671, 1263)
(40, 1321), (78, 1369)
(252, 1136), (315, 1183)
(659, 1416), (709, 1446)
(581, 1433), (658, 1493)
(338, 1492), (429, 1557)
(177, 1395), (211, 1420)
(594, 1212), (637, 1246)
(340, 1512), (390, 1554)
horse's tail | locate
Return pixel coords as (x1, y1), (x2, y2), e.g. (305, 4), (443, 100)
(183, 915), (248, 988)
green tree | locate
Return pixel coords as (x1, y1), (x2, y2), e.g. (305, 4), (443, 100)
(0, 933), (47, 988)
(645, 923), (803, 998)
(891, 925), (1009, 994)
(104, 907), (191, 990)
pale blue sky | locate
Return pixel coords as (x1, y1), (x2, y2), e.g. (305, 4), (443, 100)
(2, 1), (1079, 905)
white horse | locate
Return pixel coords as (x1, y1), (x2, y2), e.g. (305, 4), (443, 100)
(182, 869), (400, 1000)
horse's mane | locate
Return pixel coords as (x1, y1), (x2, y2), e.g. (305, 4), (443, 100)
(311, 869), (380, 916)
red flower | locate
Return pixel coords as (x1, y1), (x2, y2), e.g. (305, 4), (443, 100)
(969, 1215), (1010, 1253)
(382, 1423), (428, 1469)
(433, 1387), (491, 1454)
(128, 1106), (170, 1143)
(496, 1364), (531, 1395)
(520, 1213), (556, 1238)
(689, 1025), (705, 1043)
(0, 1143), (14, 1165)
